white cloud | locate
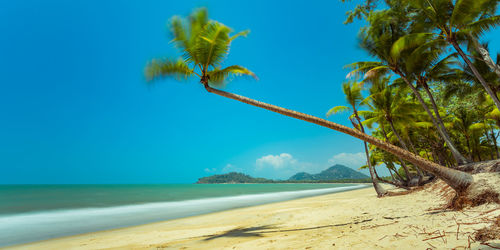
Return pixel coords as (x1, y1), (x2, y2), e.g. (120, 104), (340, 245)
(204, 168), (217, 173)
(254, 153), (316, 180)
(328, 152), (366, 170)
(256, 153), (297, 170)
(221, 164), (243, 173)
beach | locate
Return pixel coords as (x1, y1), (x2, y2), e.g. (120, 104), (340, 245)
(9, 181), (500, 249)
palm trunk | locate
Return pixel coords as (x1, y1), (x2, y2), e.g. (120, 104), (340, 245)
(376, 172), (410, 190)
(465, 133), (473, 159)
(406, 136), (425, 181)
(387, 117), (413, 181)
(353, 109), (387, 197)
(469, 36), (500, 79)
(388, 167), (396, 181)
(397, 71), (469, 164)
(420, 80), (470, 165)
(387, 161), (405, 182)
(204, 85), (474, 193)
(380, 123), (409, 183)
(451, 41), (500, 111)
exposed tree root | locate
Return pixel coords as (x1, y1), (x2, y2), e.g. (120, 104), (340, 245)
(448, 190), (500, 210)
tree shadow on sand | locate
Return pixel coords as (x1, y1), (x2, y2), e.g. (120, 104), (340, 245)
(203, 226), (276, 241)
(202, 219), (374, 241)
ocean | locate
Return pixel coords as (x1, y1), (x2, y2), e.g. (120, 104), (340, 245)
(0, 183), (366, 247)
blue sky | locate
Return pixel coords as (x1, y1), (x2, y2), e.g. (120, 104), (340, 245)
(1, 1), (498, 184)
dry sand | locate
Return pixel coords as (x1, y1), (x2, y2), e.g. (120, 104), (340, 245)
(8, 178), (500, 250)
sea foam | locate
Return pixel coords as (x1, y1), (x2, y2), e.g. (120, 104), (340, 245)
(0, 184), (364, 247)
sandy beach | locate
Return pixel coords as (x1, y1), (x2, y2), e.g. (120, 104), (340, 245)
(7, 179), (500, 250)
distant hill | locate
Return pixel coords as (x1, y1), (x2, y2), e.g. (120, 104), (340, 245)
(196, 172), (273, 184)
(196, 164), (369, 184)
(288, 164), (368, 181)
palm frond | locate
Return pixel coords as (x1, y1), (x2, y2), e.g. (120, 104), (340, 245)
(344, 61), (385, 79)
(207, 65), (257, 86)
(465, 15), (500, 37)
(145, 58), (193, 82)
(451, 0), (482, 27)
(364, 66), (391, 80)
(327, 106), (351, 117)
(170, 16), (189, 50)
(195, 21), (232, 69)
(230, 30), (250, 41)
(390, 33), (436, 59)
(469, 122), (487, 131)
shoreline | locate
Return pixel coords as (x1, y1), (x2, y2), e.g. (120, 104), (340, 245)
(7, 182), (500, 249)
(0, 184), (367, 248)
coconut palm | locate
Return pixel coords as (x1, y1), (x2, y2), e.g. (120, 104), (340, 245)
(397, 42), (472, 163)
(360, 77), (419, 182)
(346, 4), (470, 164)
(327, 81), (387, 196)
(145, 8), (473, 195)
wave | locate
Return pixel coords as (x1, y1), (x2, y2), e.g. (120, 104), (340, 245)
(0, 184), (365, 247)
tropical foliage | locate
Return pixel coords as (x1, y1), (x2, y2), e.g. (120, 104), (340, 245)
(337, 0), (500, 187)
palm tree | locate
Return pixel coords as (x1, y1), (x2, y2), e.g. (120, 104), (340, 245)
(327, 81), (387, 196)
(399, 0), (500, 109)
(346, 4), (470, 164)
(145, 8), (473, 194)
(360, 77), (418, 182)
(397, 43), (471, 164)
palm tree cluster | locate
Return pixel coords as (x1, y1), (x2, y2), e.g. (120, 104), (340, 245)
(335, 0), (500, 193)
(145, 5), (498, 203)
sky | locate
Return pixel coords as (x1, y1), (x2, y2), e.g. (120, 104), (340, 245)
(1, 1), (499, 184)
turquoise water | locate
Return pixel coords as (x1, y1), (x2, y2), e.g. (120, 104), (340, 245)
(0, 183), (366, 247)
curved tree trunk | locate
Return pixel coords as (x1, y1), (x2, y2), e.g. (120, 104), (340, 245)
(406, 135), (425, 179)
(397, 72), (469, 165)
(420, 81), (470, 166)
(204, 84), (474, 193)
(387, 161), (405, 182)
(469, 36), (500, 79)
(380, 121), (410, 184)
(387, 117), (413, 181)
(353, 110), (387, 197)
(451, 41), (500, 111)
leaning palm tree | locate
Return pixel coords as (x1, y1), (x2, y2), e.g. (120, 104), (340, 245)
(327, 81), (387, 196)
(145, 8), (473, 196)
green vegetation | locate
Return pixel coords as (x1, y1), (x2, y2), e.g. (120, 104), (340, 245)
(338, 0), (499, 193)
(196, 172), (274, 184)
(146, 2), (499, 204)
(196, 165), (371, 184)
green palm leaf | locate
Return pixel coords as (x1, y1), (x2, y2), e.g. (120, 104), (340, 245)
(195, 21), (232, 69)
(390, 33), (436, 59)
(145, 58), (193, 81)
(326, 106), (351, 117)
(207, 65), (258, 86)
(451, 0), (481, 27)
(465, 15), (500, 37)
